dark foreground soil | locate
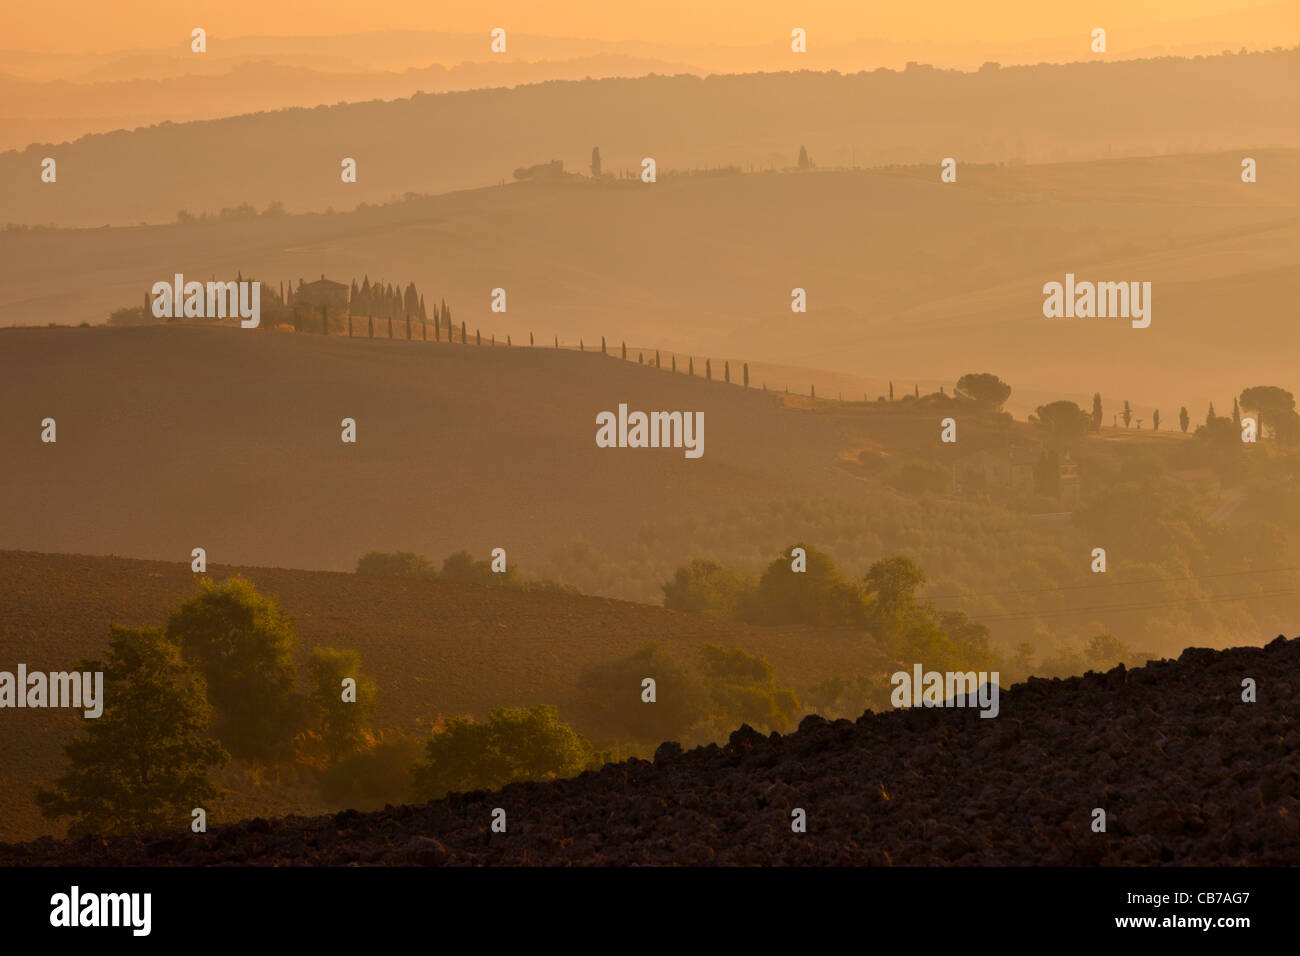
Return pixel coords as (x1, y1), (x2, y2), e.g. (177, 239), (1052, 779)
(4, 636), (1297, 866)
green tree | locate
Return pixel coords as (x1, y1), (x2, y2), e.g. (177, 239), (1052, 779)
(1079, 632), (1156, 672)
(573, 643), (708, 743)
(440, 550), (518, 586)
(308, 647), (377, 761)
(862, 555), (926, 644)
(1240, 386), (1296, 440)
(698, 645), (799, 733)
(804, 674), (892, 719)
(661, 559), (755, 618)
(35, 625), (227, 837)
(1030, 400), (1092, 447)
(754, 544), (865, 627)
(165, 577), (300, 759)
(954, 372), (1012, 409)
(411, 705), (601, 801)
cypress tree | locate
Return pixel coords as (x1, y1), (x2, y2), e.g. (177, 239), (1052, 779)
(889, 381), (894, 400)
(530, 332), (535, 346)
(656, 350), (661, 369)
(672, 356), (677, 372)
(706, 359), (712, 380)
(724, 361), (730, 383)
(689, 357), (694, 376)
(461, 321), (466, 344)
(476, 329), (481, 345)
(743, 362), (749, 387)
(811, 384), (816, 399)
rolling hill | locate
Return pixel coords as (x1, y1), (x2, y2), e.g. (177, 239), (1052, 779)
(3, 50), (1297, 226)
(5, 634), (1296, 864)
(0, 549), (893, 843)
(3, 150), (1299, 422)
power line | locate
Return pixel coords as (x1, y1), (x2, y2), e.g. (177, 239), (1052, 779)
(946, 564), (1300, 602)
(971, 585), (1300, 625)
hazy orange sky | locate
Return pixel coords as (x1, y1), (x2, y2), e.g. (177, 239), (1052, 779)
(10, 0), (1293, 52)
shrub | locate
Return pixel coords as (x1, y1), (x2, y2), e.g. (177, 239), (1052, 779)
(410, 705), (602, 802)
(355, 551), (436, 578)
(317, 731), (423, 809)
(661, 559), (755, 618)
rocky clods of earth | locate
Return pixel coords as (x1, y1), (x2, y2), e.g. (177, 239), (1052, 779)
(4, 637), (1297, 866)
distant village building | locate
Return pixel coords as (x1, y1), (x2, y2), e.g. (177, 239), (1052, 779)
(1058, 453), (1081, 509)
(953, 442), (1039, 497)
(953, 441), (1082, 508)
(295, 275), (349, 311)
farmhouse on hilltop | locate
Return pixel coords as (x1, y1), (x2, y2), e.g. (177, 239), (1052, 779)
(295, 275), (350, 311)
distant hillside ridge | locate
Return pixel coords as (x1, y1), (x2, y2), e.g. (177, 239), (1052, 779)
(3, 48), (1297, 226)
